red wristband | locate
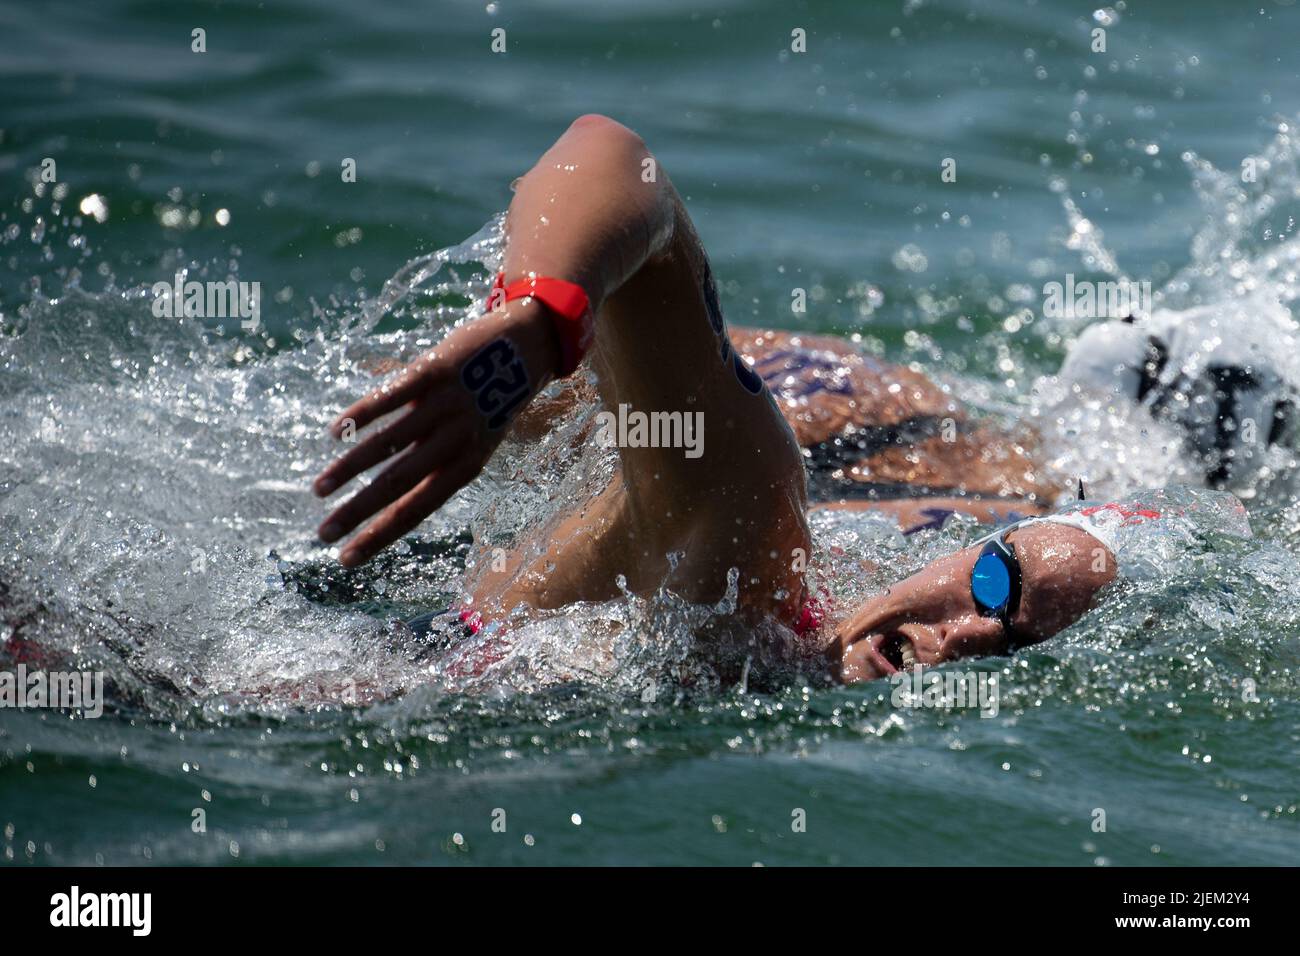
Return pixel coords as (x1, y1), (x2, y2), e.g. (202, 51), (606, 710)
(484, 271), (594, 377)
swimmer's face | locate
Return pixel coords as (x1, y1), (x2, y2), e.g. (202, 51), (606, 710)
(832, 524), (1116, 683)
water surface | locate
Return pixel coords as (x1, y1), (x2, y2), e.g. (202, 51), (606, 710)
(2, 0), (1299, 865)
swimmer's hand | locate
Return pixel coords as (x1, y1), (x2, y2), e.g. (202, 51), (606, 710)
(312, 301), (559, 567)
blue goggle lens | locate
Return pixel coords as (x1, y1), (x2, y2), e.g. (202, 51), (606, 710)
(971, 552), (1012, 613)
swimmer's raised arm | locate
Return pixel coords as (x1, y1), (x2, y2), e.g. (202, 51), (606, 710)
(314, 115), (806, 602)
(312, 116), (669, 565)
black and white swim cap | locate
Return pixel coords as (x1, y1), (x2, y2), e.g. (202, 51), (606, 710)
(1059, 301), (1299, 489)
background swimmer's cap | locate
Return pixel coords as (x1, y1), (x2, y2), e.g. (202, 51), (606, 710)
(1057, 319), (1154, 403)
(1015, 486), (1253, 580)
(1058, 301), (1300, 489)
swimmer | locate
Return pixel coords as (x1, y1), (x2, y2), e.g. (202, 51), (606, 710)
(312, 115), (1257, 682)
(1058, 302), (1299, 489)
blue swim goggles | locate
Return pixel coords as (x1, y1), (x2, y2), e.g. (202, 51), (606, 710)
(970, 529), (1024, 648)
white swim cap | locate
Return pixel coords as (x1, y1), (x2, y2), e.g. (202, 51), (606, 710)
(1057, 319), (1155, 402)
(993, 487), (1253, 579)
(1059, 306), (1300, 489)
(1033, 502), (1165, 558)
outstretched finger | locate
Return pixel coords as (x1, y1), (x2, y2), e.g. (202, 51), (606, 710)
(329, 358), (435, 437)
(314, 401), (437, 497)
(337, 461), (475, 568)
(317, 426), (466, 545)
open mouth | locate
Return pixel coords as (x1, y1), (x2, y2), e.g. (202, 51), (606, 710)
(875, 631), (918, 672)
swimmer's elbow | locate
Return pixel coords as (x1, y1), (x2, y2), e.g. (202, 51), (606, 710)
(567, 113), (645, 148)
(560, 113), (675, 255)
(562, 114), (659, 193)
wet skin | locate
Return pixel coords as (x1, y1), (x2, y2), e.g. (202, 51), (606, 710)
(833, 523), (1117, 683)
(313, 115), (1112, 683)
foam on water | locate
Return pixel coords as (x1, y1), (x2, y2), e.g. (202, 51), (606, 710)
(0, 212), (508, 713)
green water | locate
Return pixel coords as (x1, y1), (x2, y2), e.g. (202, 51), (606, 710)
(1, 0), (1299, 865)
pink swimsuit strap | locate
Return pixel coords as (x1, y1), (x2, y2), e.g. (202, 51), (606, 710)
(793, 593), (826, 636)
